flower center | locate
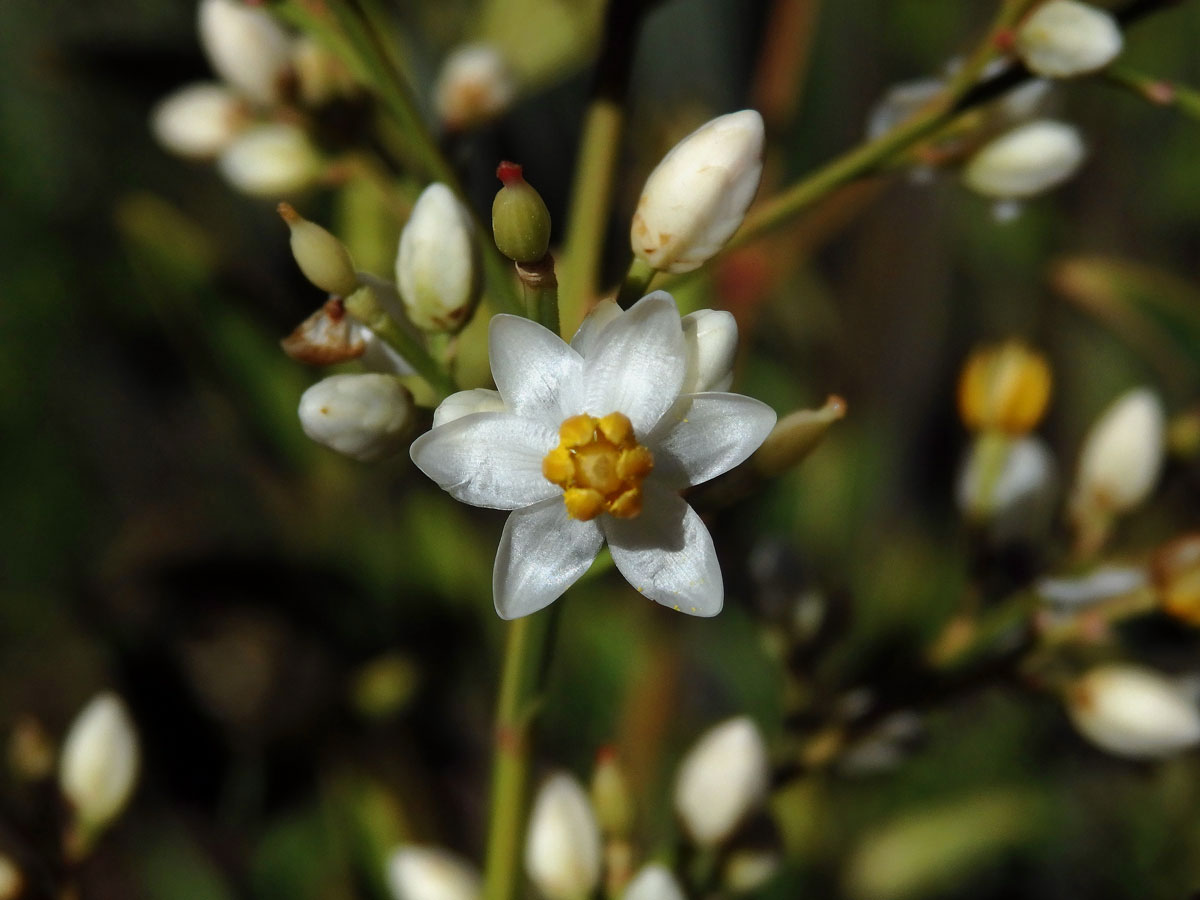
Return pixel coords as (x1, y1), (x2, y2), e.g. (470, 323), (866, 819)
(542, 412), (654, 521)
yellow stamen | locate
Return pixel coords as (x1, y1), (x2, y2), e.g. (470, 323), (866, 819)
(543, 412), (654, 521)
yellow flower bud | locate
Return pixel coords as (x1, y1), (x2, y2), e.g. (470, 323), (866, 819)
(957, 340), (1052, 434)
(278, 203), (358, 297)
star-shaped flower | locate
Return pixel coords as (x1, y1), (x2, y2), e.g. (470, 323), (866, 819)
(410, 292), (777, 619)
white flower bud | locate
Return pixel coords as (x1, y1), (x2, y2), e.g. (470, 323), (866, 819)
(682, 309), (738, 393)
(150, 82), (248, 159)
(1070, 387), (1165, 516)
(278, 203), (359, 297)
(956, 435), (1057, 534)
(396, 183), (480, 332)
(386, 845), (481, 900)
(1016, 1), (1123, 78)
(59, 693), (139, 833)
(674, 716), (769, 847)
(434, 44), (517, 131)
(962, 119), (1085, 199)
(291, 36), (356, 107)
(198, 0), (294, 106)
(631, 110), (765, 274)
(1066, 664), (1200, 759)
(432, 389), (507, 428)
(622, 864), (685, 900)
(524, 773), (602, 900)
(217, 123), (322, 197)
(298, 374), (414, 462)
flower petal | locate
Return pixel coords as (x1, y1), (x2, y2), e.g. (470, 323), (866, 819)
(582, 292), (687, 434)
(570, 299), (623, 358)
(681, 309), (737, 393)
(410, 412), (558, 509)
(604, 484), (722, 616)
(490, 314), (583, 426)
(494, 498), (603, 618)
(432, 388), (506, 427)
(649, 392), (777, 489)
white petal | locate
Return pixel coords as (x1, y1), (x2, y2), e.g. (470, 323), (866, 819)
(649, 393), (777, 489)
(410, 413), (558, 510)
(681, 309), (738, 393)
(582, 292), (687, 434)
(490, 315), (582, 427)
(604, 484), (722, 616)
(623, 864), (686, 900)
(494, 499), (603, 619)
(570, 299), (623, 357)
(433, 389), (506, 427)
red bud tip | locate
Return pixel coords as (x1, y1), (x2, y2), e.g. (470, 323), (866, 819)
(277, 201), (300, 224)
(496, 160), (525, 186)
(993, 28), (1015, 52)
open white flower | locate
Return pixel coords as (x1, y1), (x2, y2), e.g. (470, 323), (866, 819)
(410, 292), (776, 619)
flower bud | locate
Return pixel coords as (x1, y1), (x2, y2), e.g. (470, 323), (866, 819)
(956, 434), (1057, 535)
(217, 123), (322, 197)
(525, 773), (602, 900)
(150, 82), (248, 159)
(298, 374), (414, 462)
(291, 35), (356, 107)
(962, 119), (1085, 199)
(1016, 1), (1123, 78)
(622, 864), (685, 900)
(590, 748), (634, 837)
(386, 845), (481, 900)
(492, 162), (552, 263)
(396, 183), (481, 333)
(753, 396), (847, 478)
(278, 203), (358, 297)
(59, 693), (139, 834)
(631, 110), (765, 274)
(1151, 534), (1200, 626)
(682, 309), (738, 393)
(725, 850), (781, 894)
(432, 389), (507, 428)
(674, 716), (769, 847)
(198, 0), (294, 106)
(957, 341), (1051, 434)
(435, 44), (516, 131)
(1070, 387), (1165, 517)
(1066, 664), (1200, 759)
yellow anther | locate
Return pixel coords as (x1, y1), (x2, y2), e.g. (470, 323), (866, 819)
(543, 411), (654, 521)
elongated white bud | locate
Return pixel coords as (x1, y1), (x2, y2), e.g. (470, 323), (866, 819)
(386, 845), (482, 900)
(956, 434), (1057, 531)
(1017, 1), (1123, 78)
(1070, 387), (1165, 516)
(217, 123), (322, 197)
(682, 309), (738, 393)
(298, 374), (414, 462)
(622, 864), (685, 900)
(396, 183), (480, 332)
(674, 716), (769, 847)
(1066, 664), (1200, 759)
(278, 203), (358, 297)
(525, 773), (602, 900)
(962, 119), (1085, 199)
(435, 44), (517, 131)
(59, 693), (139, 833)
(150, 82), (248, 159)
(198, 0), (294, 106)
(631, 110), (765, 274)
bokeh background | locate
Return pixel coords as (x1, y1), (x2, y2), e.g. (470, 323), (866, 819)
(5, 0), (1200, 897)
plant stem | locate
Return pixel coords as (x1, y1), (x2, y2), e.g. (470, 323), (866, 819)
(483, 607), (562, 900)
(516, 255), (561, 335)
(343, 285), (455, 397)
(614, 257), (656, 308)
(1105, 66), (1200, 120)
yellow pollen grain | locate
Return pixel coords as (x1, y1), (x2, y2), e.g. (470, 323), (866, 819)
(543, 411), (654, 521)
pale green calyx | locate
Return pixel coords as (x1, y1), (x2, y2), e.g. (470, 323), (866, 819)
(278, 203), (358, 297)
(492, 161), (552, 263)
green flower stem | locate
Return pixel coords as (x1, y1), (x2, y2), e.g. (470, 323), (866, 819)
(942, 0), (1041, 101)
(614, 257), (656, 308)
(1105, 66), (1200, 120)
(342, 287), (455, 398)
(516, 255), (561, 335)
(483, 606), (562, 900)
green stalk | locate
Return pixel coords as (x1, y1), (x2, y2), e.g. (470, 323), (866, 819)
(614, 257), (656, 308)
(342, 287), (455, 398)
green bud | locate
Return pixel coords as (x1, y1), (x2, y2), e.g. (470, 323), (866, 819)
(278, 202), (358, 297)
(492, 161), (551, 263)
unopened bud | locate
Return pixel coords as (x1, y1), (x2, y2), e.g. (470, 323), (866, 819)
(492, 162), (552, 263)
(278, 203), (358, 297)
(396, 183), (480, 332)
(622, 864), (685, 900)
(386, 845), (481, 900)
(217, 123), (322, 197)
(298, 373), (414, 462)
(1070, 387), (1165, 518)
(150, 82), (248, 159)
(435, 44), (516, 131)
(725, 849), (781, 894)
(682, 309), (738, 393)
(632, 110), (765, 274)
(432, 389), (506, 428)
(1016, 1), (1123, 78)
(674, 716), (769, 847)
(1152, 534), (1200, 626)
(59, 693), (139, 836)
(753, 396), (847, 478)
(291, 36), (356, 107)
(525, 773), (602, 900)
(197, 0), (294, 107)
(957, 340), (1051, 434)
(590, 748), (634, 837)
(1066, 664), (1200, 759)
(963, 119), (1085, 199)
(9, 716), (54, 781)
(957, 434), (1057, 536)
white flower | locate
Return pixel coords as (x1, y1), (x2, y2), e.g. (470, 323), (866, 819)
(409, 293), (776, 618)
(299, 373), (414, 462)
(622, 864), (685, 900)
(1070, 387), (1165, 516)
(525, 773), (602, 900)
(1066, 664), (1200, 759)
(435, 44), (517, 131)
(386, 845), (481, 900)
(396, 183), (480, 332)
(150, 82), (248, 159)
(673, 716), (769, 846)
(956, 434), (1057, 534)
(1017, 1), (1123, 78)
(217, 123), (322, 197)
(197, 0), (294, 107)
(962, 119), (1085, 199)
(59, 693), (139, 832)
(631, 110), (765, 274)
